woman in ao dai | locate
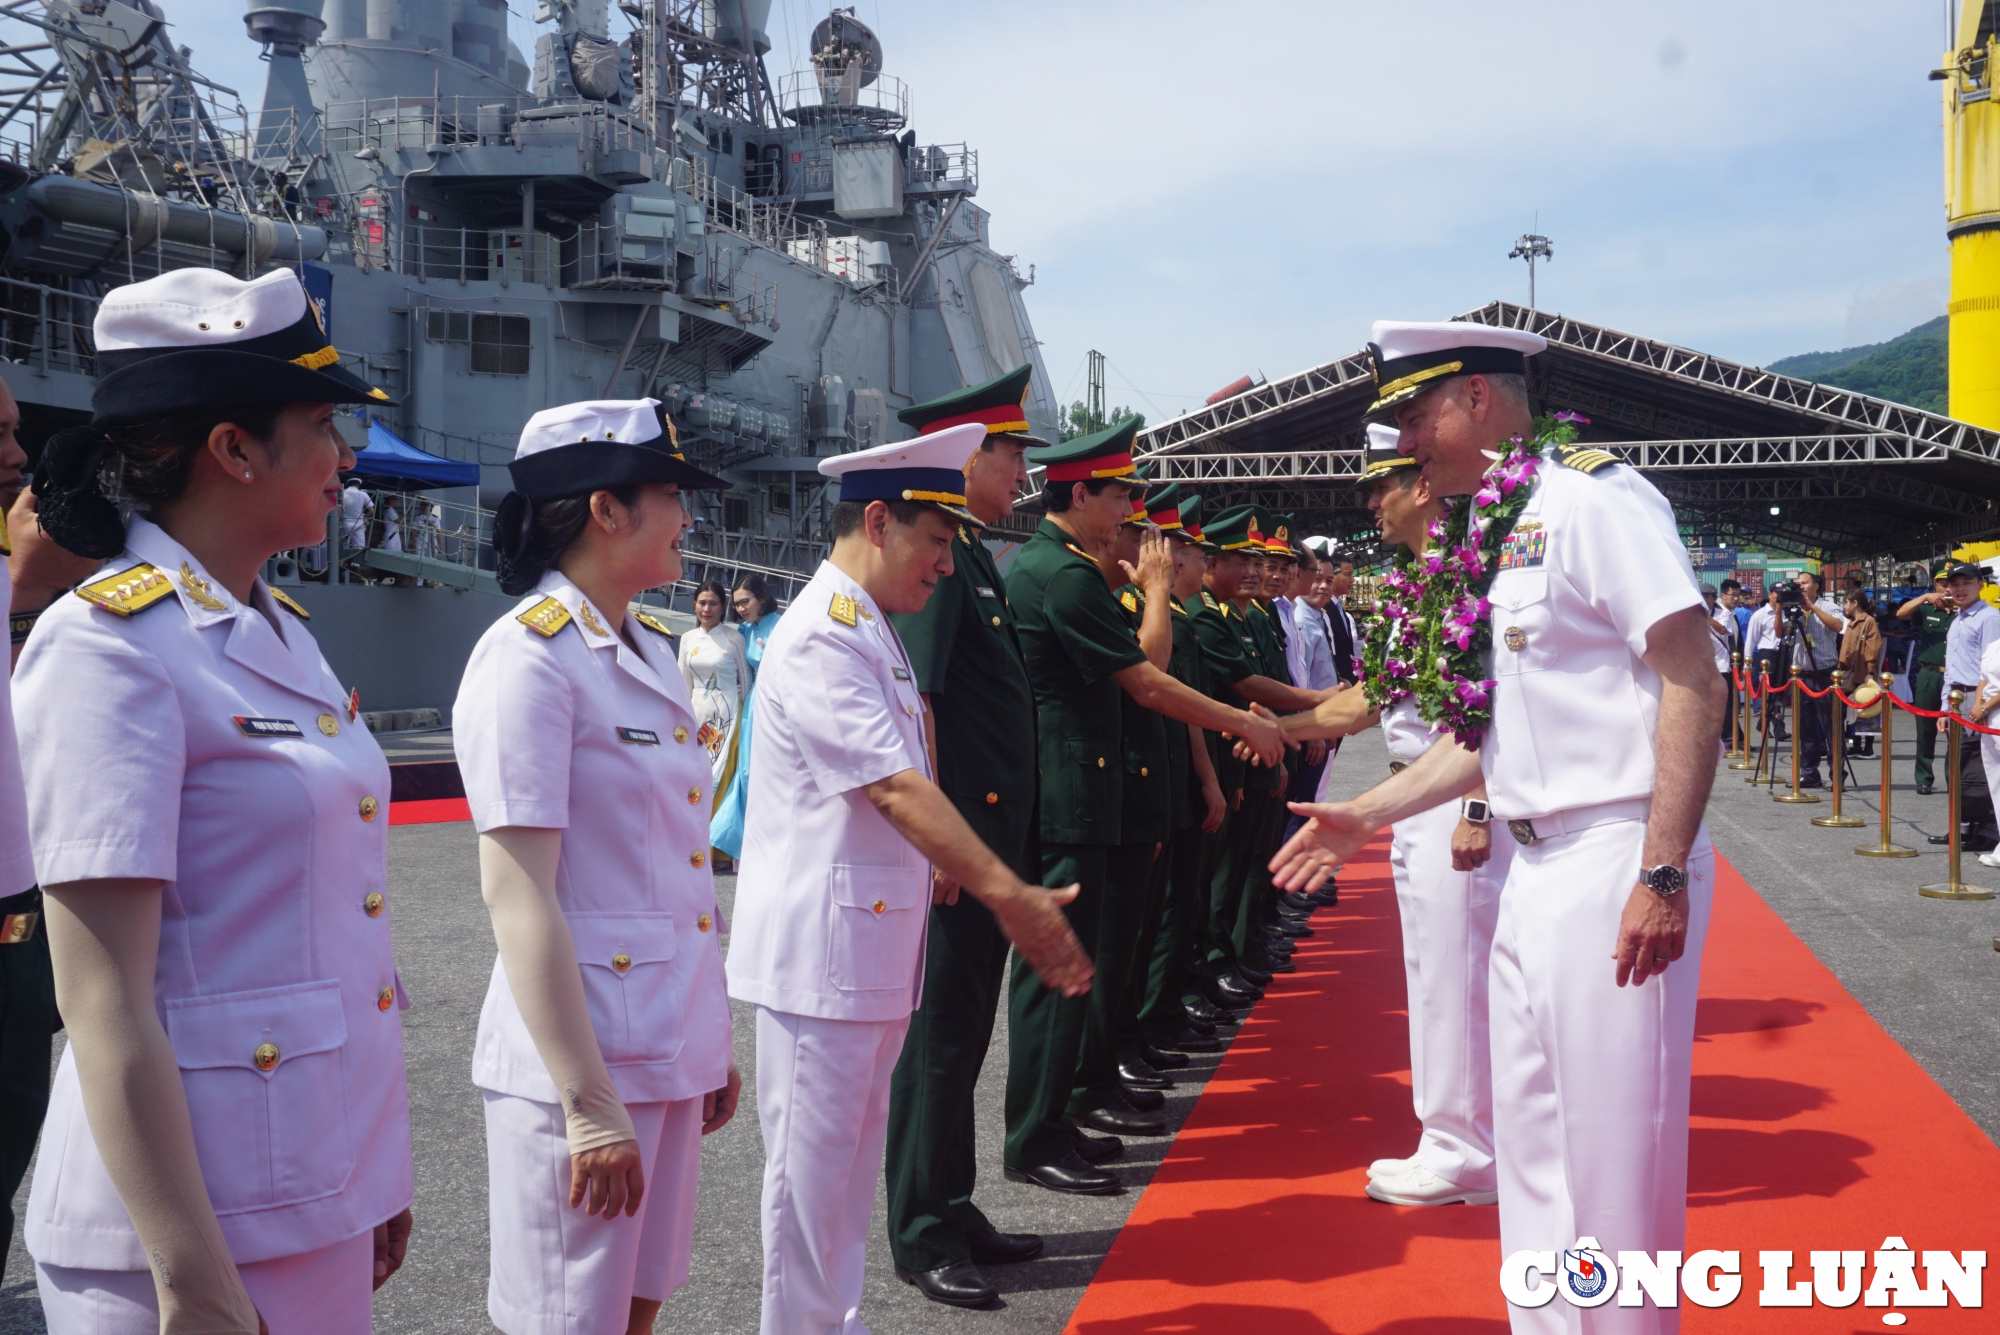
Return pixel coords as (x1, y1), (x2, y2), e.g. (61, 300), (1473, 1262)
(676, 581), (748, 780)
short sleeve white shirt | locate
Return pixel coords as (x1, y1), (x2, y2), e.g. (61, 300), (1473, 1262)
(454, 572), (733, 1106)
(0, 530), (34, 896)
(725, 561), (932, 1023)
(1481, 462), (1703, 822)
(1979, 635), (2000, 701)
(1382, 696), (1444, 764)
(14, 516), (411, 1269)
(1946, 599), (2000, 687)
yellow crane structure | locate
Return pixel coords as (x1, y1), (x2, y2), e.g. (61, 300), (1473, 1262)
(1946, 1), (2000, 427)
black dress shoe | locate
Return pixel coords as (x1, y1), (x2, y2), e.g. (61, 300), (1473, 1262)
(1917, 783), (1936, 795)
(1140, 1043), (1189, 1070)
(1261, 957), (1297, 974)
(1967, 834), (1999, 853)
(1237, 964), (1274, 987)
(1070, 1128), (1123, 1164)
(1181, 1010), (1217, 1036)
(967, 1226), (1045, 1266)
(1118, 1083), (1165, 1111)
(1006, 1151), (1123, 1195)
(1929, 832), (1953, 845)
(1309, 884), (1339, 907)
(1204, 975), (1261, 1008)
(1076, 1102), (1168, 1136)
(1277, 921), (1315, 939)
(1167, 1027), (1224, 1053)
(896, 1259), (998, 1308)
(1280, 891), (1315, 912)
(1118, 1058), (1171, 1089)
(1797, 771), (1823, 789)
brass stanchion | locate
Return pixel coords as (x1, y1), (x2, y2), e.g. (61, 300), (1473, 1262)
(1748, 669), (1775, 784)
(1919, 689), (1993, 899)
(1813, 668), (1864, 828)
(1773, 664), (1820, 804)
(1857, 670), (1917, 858)
(1726, 653), (1751, 768)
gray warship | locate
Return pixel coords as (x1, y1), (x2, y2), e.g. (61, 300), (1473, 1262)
(0, 0), (1056, 714)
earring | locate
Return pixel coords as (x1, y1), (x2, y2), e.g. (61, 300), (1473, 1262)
(243, 472), (253, 480)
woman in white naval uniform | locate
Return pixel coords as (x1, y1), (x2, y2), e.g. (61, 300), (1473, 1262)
(454, 398), (741, 1335)
(14, 267), (415, 1333)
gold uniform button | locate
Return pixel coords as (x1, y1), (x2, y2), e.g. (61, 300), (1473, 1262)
(364, 892), (385, 917)
(985, 792), (999, 804)
(697, 913), (713, 932)
(990, 616), (1002, 627)
(673, 726), (689, 743)
(690, 850), (706, 867)
(612, 953), (632, 973)
(1097, 756), (1106, 768)
(872, 899), (887, 915)
(317, 713), (339, 737)
(253, 1042), (280, 1071)
(359, 795), (379, 822)
(1140, 767), (1150, 777)
(688, 787), (702, 805)
(377, 986), (394, 1012)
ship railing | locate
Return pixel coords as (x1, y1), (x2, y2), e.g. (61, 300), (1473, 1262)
(0, 276), (100, 377)
(343, 218), (683, 290)
(785, 140), (975, 198)
(773, 70), (909, 125)
(322, 96), (648, 159)
(682, 157), (841, 280)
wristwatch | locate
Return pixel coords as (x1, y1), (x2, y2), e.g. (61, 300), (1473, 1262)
(1460, 797), (1490, 824)
(1638, 864), (1687, 897)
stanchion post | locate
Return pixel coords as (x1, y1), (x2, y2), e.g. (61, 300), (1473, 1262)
(1748, 668), (1775, 784)
(1727, 653), (1751, 768)
(1774, 664), (1820, 804)
(1919, 689), (1993, 899)
(1813, 668), (1864, 828)
(1857, 670), (1917, 858)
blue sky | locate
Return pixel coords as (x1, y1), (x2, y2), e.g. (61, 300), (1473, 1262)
(144, 1), (1956, 421)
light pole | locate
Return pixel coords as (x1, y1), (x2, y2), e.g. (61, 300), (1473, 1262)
(1509, 232), (1553, 308)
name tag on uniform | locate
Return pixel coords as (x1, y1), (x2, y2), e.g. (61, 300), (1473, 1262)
(975, 586), (997, 598)
(617, 727), (661, 745)
(892, 666), (911, 680)
(233, 716), (303, 738)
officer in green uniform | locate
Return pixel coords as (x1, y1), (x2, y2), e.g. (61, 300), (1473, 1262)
(881, 364), (1050, 1308)
(1898, 565), (1955, 794)
(1133, 487), (1229, 1057)
(1003, 422), (1283, 1196)
(1067, 476), (1174, 1137)
(1240, 513), (1315, 976)
(1183, 506), (1327, 1008)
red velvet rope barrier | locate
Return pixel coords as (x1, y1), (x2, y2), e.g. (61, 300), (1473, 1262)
(1730, 664), (2000, 735)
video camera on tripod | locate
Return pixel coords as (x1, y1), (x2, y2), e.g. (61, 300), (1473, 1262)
(1773, 579), (1807, 617)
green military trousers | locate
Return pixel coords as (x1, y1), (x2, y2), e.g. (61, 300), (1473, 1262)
(1200, 798), (1263, 980)
(1139, 830), (1205, 1045)
(1069, 841), (1160, 1116)
(0, 892), (57, 1258)
(1914, 665), (1945, 790)
(1112, 834), (1176, 1063)
(885, 805), (1033, 1272)
(1004, 843), (1105, 1169)
(1232, 791), (1288, 971)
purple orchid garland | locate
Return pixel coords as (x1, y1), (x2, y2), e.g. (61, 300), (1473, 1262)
(1361, 412), (1586, 748)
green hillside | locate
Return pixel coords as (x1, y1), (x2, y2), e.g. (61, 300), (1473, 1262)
(1769, 315), (1948, 413)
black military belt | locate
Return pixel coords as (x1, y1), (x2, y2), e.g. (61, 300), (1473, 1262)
(0, 887), (40, 944)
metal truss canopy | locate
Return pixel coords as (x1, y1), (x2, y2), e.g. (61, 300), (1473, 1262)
(1124, 302), (2000, 562)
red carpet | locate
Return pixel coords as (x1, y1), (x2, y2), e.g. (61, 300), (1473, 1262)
(389, 797), (470, 825)
(1063, 840), (2000, 1333)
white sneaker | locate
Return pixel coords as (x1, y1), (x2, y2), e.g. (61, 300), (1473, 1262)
(1366, 1156), (1415, 1180)
(1978, 850), (2000, 869)
(1364, 1162), (1499, 1206)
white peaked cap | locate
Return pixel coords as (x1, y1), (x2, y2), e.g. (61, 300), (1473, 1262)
(95, 267), (312, 351)
(516, 398), (667, 459)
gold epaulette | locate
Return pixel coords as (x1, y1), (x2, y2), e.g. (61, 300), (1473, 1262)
(271, 589), (311, 620)
(1553, 444), (1620, 475)
(517, 596), (572, 637)
(829, 592), (859, 627)
(634, 611), (676, 639)
(1171, 600), (1188, 616)
(1119, 589), (1139, 613)
(1064, 542), (1094, 561)
(1200, 591), (1219, 610)
(76, 563), (175, 617)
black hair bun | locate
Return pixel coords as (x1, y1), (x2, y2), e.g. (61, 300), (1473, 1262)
(35, 425), (126, 560)
(493, 492), (542, 596)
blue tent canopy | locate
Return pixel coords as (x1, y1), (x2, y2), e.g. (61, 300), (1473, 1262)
(348, 418), (480, 489)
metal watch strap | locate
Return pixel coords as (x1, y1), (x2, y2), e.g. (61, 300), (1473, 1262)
(1640, 864), (1686, 896)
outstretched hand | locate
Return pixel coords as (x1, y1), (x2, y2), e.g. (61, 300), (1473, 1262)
(992, 883), (1092, 997)
(1269, 801), (1377, 892)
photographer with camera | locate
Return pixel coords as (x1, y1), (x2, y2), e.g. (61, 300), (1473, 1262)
(1744, 586), (1790, 742)
(1784, 571), (1845, 789)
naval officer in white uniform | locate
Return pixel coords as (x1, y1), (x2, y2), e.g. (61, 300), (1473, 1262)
(1273, 322), (1725, 1334)
(727, 424), (1093, 1335)
(455, 399), (741, 1335)
(15, 268), (415, 1333)
(1352, 425), (1512, 1210)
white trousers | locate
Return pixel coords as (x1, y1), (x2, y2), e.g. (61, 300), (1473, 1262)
(484, 1091), (705, 1335)
(37, 1229), (374, 1335)
(1387, 799), (1508, 1189)
(755, 1006), (909, 1335)
(1491, 818), (1713, 1335)
(1982, 732), (2000, 818)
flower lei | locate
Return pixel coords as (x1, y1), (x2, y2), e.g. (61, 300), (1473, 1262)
(1362, 412), (1587, 749)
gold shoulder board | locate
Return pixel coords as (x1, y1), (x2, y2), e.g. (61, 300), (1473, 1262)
(634, 611), (676, 638)
(1064, 542), (1094, 560)
(1119, 589), (1138, 613)
(829, 592), (859, 627)
(271, 589), (311, 620)
(76, 563), (175, 617)
(1555, 445), (1619, 475)
(1171, 600), (1188, 616)
(517, 596), (573, 637)
(1201, 591), (1218, 609)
